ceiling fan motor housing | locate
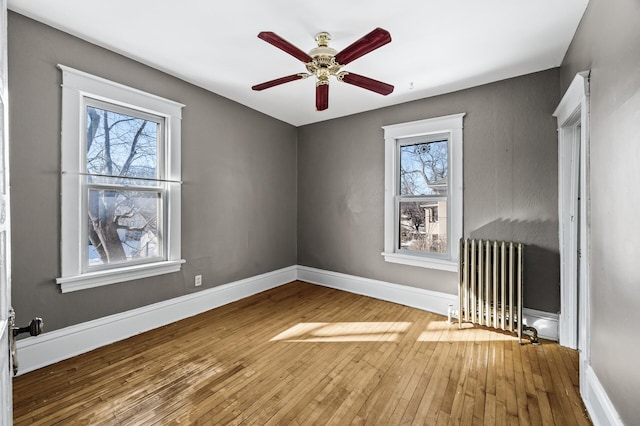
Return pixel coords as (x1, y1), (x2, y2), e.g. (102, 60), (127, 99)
(307, 32), (342, 86)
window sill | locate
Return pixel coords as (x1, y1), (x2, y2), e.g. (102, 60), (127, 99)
(381, 252), (458, 272)
(56, 259), (186, 293)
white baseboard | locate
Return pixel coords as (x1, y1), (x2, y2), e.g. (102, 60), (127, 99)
(521, 307), (559, 341)
(15, 264), (558, 375)
(15, 265), (297, 375)
(298, 265), (457, 317)
(297, 265), (558, 341)
(583, 364), (624, 426)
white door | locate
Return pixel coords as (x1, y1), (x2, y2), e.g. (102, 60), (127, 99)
(0, 0), (12, 423)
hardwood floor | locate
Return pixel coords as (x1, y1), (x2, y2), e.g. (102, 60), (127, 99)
(13, 281), (591, 425)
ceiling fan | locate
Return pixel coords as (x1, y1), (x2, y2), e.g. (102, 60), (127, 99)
(252, 28), (394, 111)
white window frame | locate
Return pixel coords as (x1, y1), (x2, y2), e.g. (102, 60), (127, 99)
(56, 65), (184, 293)
(382, 113), (464, 272)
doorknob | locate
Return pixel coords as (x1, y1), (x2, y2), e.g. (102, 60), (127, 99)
(9, 309), (44, 375)
(12, 317), (44, 338)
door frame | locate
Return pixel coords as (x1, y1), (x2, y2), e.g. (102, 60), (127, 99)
(553, 72), (590, 368)
(0, 0), (11, 423)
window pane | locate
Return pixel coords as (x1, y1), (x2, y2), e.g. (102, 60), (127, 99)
(399, 140), (447, 196)
(87, 189), (162, 267)
(86, 105), (160, 180)
(399, 200), (447, 254)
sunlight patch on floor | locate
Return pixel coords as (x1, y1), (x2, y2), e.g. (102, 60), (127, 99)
(270, 322), (412, 342)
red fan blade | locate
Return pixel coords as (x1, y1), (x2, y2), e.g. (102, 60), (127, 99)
(252, 74), (306, 91)
(258, 32), (313, 63)
(316, 84), (329, 111)
(334, 28), (391, 65)
(341, 73), (394, 95)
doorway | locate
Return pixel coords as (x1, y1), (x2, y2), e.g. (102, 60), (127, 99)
(554, 71), (590, 362)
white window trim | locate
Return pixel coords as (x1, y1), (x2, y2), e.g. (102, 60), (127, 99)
(381, 113), (465, 272)
(56, 65), (185, 293)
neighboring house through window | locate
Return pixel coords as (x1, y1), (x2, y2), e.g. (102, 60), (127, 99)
(382, 113), (464, 272)
(57, 65), (184, 293)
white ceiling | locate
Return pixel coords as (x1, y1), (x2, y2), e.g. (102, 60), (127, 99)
(8, 0), (588, 126)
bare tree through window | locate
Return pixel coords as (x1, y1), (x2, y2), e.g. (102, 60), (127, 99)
(85, 104), (163, 267)
(398, 139), (448, 254)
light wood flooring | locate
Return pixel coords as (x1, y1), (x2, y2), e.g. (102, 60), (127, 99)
(13, 281), (591, 425)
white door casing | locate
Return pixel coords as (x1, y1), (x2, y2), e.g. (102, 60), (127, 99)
(553, 71), (590, 389)
(0, 0), (13, 423)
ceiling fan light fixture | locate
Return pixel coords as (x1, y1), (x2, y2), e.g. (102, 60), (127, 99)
(253, 28), (394, 110)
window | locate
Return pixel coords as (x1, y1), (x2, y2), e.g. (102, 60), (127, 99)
(57, 65), (184, 293)
(382, 113), (464, 271)
(398, 137), (448, 255)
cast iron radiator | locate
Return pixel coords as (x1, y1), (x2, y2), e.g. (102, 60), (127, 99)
(458, 238), (538, 344)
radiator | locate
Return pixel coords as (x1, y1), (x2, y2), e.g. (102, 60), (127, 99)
(458, 238), (538, 344)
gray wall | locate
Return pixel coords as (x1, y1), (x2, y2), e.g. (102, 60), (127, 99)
(298, 69), (561, 312)
(8, 12), (297, 331)
(9, 12), (564, 333)
(561, 0), (640, 423)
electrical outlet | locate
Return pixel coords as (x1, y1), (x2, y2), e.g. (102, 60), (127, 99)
(195, 274), (202, 287)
